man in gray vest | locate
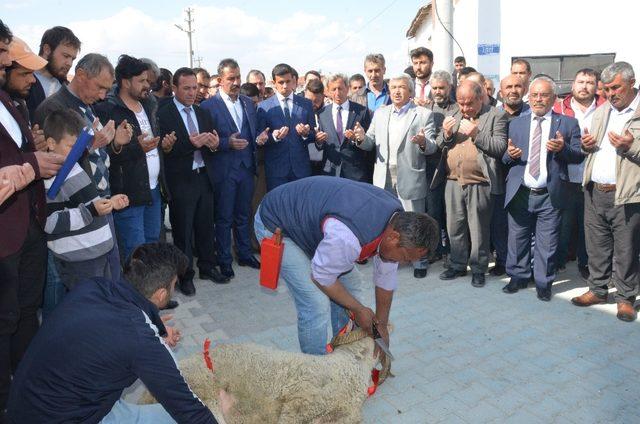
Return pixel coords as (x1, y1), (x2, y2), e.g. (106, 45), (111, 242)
(255, 176), (439, 357)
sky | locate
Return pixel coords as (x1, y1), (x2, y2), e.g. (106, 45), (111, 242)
(1, 0), (426, 78)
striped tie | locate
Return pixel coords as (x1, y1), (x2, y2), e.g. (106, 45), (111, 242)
(529, 116), (544, 179)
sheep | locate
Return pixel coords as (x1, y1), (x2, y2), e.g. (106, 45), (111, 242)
(140, 327), (391, 424)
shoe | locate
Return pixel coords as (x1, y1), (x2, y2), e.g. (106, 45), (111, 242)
(439, 268), (467, 280)
(414, 268), (427, 279)
(571, 290), (607, 307)
(556, 265), (567, 274)
(471, 273), (486, 287)
(579, 265), (590, 281)
(179, 279), (196, 296)
(428, 253), (443, 264)
(238, 256), (261, 269)
(536, 287), (552, 301)
(218, 264), (235, 280)
(489, 264), (506, 276)
(201, 267), (231, 283)
(502, 279), (528, 294)
(161, 299), (179, 310)
(616, 302), (637, 322)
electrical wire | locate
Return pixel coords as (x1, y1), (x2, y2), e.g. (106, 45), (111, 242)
(433, 0), (464, 58)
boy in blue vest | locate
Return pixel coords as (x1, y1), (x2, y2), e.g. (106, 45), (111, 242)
(255, 176), (439, 357)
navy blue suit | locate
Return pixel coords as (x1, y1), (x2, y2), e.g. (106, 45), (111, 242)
(502, 112), (583, 291)
(257, 94), (316, 191)
(200, 92), (257, 265)
(316, 101), (371, 182)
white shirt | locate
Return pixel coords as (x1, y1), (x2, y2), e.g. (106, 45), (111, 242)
(173, 97), (204, 170)
(311, 218), (398, 291)
(523, 110), (552, 189)
(0, 102), (22, 148)
(220, 90), (244, 131)
(387, 102), (412, 167)
(134, 107), (160, 190)
(35, 70), (62, 97)
(591, 92), (640, 184)
(275, 91), (294, 116)
(415, 79), (431, 101)
(568, 97), (597, 183)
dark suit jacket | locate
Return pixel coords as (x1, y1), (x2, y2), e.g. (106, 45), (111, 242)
(503, 112), (583, 209)
(256, 94), (316, 180)
(199, 92), (257, 183)
(316, 101), (371, 182)
(26, 78), (47, 126)
(157, 100), (217, 197)
(0, 90), (46, 258)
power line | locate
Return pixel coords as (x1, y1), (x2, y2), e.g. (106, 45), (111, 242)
(305, 0), (400, 68)
(433, 0), (464, 58)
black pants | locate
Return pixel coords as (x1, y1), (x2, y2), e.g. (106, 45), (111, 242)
(168, 169), (217, 281)
(584, 185), (640, 302)
(0, 219), (47, 411)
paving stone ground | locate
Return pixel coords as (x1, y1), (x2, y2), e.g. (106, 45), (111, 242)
(128, 257), (640, 423)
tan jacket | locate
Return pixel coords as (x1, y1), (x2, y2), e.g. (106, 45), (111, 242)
(582, 99), (640, 205)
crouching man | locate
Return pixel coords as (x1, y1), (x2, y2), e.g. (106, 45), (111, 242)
(255, 176), (439, 356)
(6, 243), (228, 424)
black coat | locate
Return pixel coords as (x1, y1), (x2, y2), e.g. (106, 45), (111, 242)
(94, 88), (168, 205)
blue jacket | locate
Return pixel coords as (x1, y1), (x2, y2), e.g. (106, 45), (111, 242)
(7, 278), (216, 424)
(200, 92), (257, 182)
(503, 112), (584, 209)
(257, 94), (316, 180)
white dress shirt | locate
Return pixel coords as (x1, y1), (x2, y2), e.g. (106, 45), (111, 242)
(523, 109), (552, 189)
(311, 218), (398, 291)
(591, 92), (640, 184)
(568, 97), (597, 183)
(0, 102), (22, 148)
(173, 97), (204, 170)
(387, 102), (412, 167)
(220, 90), (244, 131)
(275, 91), (294, 116)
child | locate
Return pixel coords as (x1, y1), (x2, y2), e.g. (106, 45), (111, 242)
(43, 109), (129, 289)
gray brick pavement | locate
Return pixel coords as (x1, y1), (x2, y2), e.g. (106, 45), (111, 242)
(132, 259), (640, 423)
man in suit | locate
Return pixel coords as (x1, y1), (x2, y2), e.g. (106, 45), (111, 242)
(315, 73), (371, 182)
(571, 62), (640, 322)
(502, 76), (583, 301)
(256, 63), (316, 191)
(0, 19), (64, 415)
(303, 78), (326, 176)
(200, 58), (264, 279)
(433, 80), (508, 287)
(353, 74), (437, 278)
(157, 67), (228, 296)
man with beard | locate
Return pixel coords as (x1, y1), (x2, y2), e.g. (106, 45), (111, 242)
(5, 37), (47, 124)
(411, 47), (434, 107)
(553, 69), (605, 280)
(499, 75), (531, 121)
(94, 55), (174, 263)
(26, 26), (80, 123)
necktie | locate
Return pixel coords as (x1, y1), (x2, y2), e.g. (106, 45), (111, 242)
(529, 116), (544, 179)
(184, 107), (204, 168)
(420, 82), (426, 100)
(336, 105), (344, 143)
(231, 101), (243, 131)
(283, 97), (291, 122)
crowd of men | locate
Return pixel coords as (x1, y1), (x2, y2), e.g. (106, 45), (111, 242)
(0, 18), (639, 423)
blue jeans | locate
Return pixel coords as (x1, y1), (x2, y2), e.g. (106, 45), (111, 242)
(101, 400), (175, 424)
(42, 251), (65, 319)
(254, 210), (366, 355)
(113, 187), (162, 261)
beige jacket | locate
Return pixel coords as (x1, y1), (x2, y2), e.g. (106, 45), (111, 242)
(582, 98), (640, 205)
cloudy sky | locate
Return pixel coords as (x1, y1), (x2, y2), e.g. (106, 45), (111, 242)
(2, 0), (425, 78)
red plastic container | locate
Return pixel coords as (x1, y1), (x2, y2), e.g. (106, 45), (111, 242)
(259, 228), (284, 290)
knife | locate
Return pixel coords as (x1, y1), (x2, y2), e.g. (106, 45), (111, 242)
(372, 322), (394, 361)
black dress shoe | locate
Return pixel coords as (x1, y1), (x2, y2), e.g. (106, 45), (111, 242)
(201, 267), (231, 283)
(536, 288), (552, 301)
(161, 299), (179, 310)
(471, 273), (486, 287)
(218, 264), (235, 280)
(414, 268), (427, 279)
(439, 268), (467, 280)
(502, 279), (528, 294)
(179, 279), (196, 296)
(489, 264), (506, 276)
(238, 256), (260, 269)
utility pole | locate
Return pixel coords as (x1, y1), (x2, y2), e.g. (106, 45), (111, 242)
(432, 0), (453, 72)
(195, 56), (203, 68)
(175, 7), (195, 67)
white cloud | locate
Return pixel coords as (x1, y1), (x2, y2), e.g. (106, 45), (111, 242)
(10, 5), (411, 79)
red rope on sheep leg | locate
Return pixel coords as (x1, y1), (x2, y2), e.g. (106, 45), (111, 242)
(203, 338), (215, 372)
